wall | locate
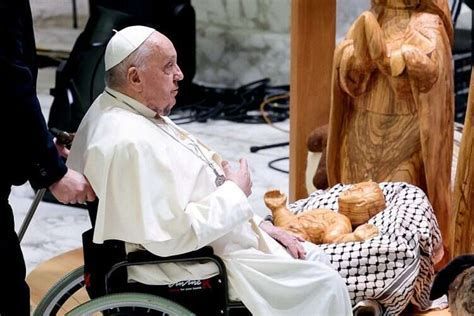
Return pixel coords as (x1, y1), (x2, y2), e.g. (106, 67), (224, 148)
(193, 0), (369, 87)
(31, 0), (371, 87)
(31, 0), (89, 27)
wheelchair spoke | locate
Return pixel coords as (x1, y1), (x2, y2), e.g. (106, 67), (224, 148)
(66, 293), (195, 316)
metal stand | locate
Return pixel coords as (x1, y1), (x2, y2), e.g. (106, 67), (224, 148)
(18, 188), (46, 242)
(72, 0), (78, 29)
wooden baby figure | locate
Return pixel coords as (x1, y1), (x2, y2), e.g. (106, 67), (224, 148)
(264, 182), (382, 244)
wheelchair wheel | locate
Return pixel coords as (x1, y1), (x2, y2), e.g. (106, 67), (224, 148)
(65, 292), (195, 315)
(33, 266), (86, 315)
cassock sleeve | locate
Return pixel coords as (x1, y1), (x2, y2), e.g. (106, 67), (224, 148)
(144, 180), (254, 256)
(86, 140), (253, 256)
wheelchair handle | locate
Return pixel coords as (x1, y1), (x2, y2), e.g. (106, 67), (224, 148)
(50, 127), (75, 147)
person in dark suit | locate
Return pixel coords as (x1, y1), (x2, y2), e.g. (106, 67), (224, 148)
(0, 0), (95, 314)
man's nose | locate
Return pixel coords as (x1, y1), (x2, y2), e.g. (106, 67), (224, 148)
(175, 65), (184, 81)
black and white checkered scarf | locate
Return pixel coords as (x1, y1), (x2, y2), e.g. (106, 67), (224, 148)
(288, 182), (442, 316)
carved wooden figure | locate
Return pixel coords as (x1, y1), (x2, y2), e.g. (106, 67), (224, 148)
(264, 188), (380, 244)
(452, 70), (474, 257)
(326, 0), (454, 261)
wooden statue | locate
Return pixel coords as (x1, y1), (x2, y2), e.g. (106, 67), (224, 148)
(326, 0), (454, 261)
(338, 181), (386, 226)
(264, 184), (381, 244)
(452, 70), (474, 257)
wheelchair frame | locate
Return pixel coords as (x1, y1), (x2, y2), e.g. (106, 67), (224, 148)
(33, 246), (249, 315)
(22, 190), (247, 315)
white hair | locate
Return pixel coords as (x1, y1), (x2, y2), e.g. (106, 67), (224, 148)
(104, 38), (154, 89)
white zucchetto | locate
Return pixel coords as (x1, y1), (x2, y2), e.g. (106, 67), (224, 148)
(104, 25), (155, 71)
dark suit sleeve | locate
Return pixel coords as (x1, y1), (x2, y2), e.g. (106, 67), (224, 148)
(0, 0), (67, 188)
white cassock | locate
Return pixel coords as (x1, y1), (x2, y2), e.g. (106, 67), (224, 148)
(67, 87), (352, 316)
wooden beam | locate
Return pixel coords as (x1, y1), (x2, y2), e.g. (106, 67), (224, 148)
(452, 69), (474, 257)
(289, 0), (336, 201)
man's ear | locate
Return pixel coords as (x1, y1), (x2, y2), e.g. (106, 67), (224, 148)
(127, 67), (142, 92)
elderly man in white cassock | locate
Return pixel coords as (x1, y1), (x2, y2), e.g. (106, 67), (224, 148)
(67, 25), (352, 316)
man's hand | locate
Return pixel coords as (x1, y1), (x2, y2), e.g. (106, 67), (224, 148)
(259, 220), (306, 259)
(222, 158), (252, 197)
(49, 169), (96, 204)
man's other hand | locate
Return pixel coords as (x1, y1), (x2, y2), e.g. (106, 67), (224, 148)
(49, 169), (96, 204)
(222, 158), (252, 197)
(260, 220), (306, 259)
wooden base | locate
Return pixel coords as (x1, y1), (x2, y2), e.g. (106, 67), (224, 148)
(26, 248), (88, 315)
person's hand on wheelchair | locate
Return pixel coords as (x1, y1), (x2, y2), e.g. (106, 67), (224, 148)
(49, 170), (95, 204)
(49, 128), (95, 204)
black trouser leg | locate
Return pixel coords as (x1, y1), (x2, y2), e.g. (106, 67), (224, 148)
(0, 190), (30, 316)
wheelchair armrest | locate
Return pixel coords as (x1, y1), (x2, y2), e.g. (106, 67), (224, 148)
(126, 246), (214, 263)
(105, 246), (227, 295)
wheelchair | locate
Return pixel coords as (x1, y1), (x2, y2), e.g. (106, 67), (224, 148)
(33, 200), (250, 316)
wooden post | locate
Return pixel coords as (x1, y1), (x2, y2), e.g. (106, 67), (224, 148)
(289, 0), (336, 201)
(452, 69), (474, 256)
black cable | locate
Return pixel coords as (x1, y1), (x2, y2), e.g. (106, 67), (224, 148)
(171, 78), (290, 125)
(250, 142), (289, 153)
(268, 157), (289, 174)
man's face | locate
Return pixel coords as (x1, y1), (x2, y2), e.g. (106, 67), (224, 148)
(139, 34), (184, 116)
